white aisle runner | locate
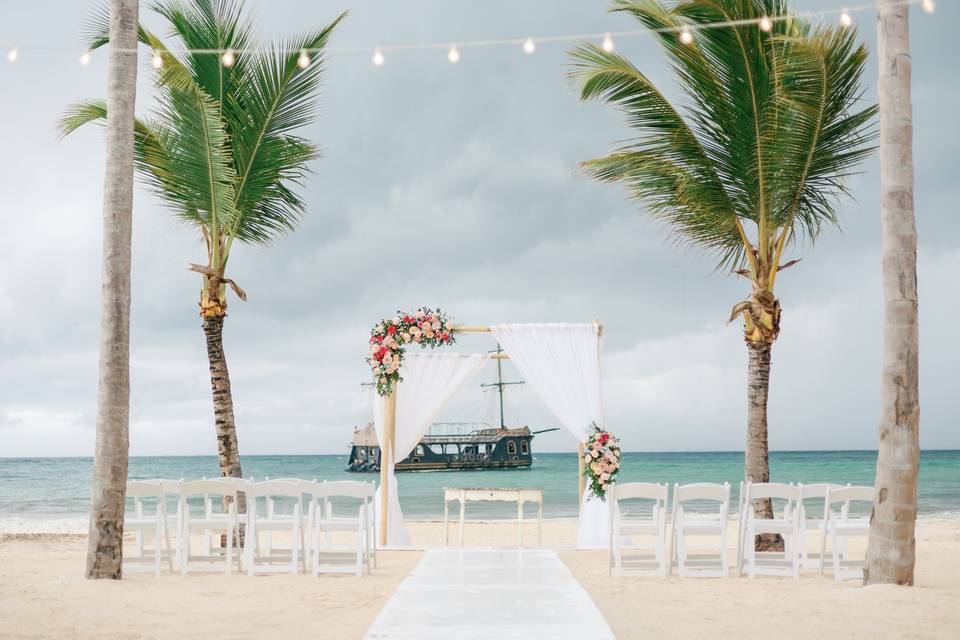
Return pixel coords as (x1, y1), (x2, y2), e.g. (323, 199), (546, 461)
(365, 548), (615, 639)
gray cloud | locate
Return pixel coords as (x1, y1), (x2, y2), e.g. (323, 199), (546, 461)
(1, 0), (957, 458)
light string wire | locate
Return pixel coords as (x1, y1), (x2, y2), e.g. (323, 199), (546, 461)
(3, 0), (933, 63)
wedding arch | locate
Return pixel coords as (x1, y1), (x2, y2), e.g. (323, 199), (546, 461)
(366, 310), (608, 548)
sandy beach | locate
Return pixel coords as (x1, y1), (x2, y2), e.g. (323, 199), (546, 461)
(2, 519), (958, 639)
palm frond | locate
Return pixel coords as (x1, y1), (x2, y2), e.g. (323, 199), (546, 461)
(768, 25), (877, 242)
(572, 0), (876, 277)
(64, 0), (344, 270)
(227, 12), (347, 244)
(570, 40), (747, 269)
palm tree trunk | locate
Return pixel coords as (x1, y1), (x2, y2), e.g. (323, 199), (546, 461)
(86, 0), (139, 580)
(865, 0), (920, 586)
(202, 315), (243, 480)
(745, 341), (782, 551)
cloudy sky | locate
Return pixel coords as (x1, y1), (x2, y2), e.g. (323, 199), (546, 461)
(0, 0), (956, 457)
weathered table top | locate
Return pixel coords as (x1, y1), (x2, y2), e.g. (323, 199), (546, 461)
(443, 487), (544, 502)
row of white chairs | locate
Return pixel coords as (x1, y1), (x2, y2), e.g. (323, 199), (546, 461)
(608, 482), (873, 580)
(124, 477), (376, 577)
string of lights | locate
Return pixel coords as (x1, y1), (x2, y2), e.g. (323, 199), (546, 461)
(3, 0), (935, 68)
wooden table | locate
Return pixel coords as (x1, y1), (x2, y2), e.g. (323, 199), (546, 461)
(443, 487), (544, 548)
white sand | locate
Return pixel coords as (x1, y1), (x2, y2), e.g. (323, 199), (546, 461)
(561, 519), (960, 640)
(1, 519), (958, 639)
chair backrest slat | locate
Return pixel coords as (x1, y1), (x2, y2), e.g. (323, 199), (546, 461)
(316, 480), (376, 500)
(800, 483), (842, 500)
(612, 482), (667, 502)
(180, 479), (241, 498)
(246, 480), (302, 499)
(826, 485), (874, 505)
(126, 481), (164, 499)
(745, 482), (800, 502)
(675, 482), (730, 504)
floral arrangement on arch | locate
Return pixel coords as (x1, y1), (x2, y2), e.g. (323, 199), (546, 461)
(368, 307), (455, 396)
(582, 423), (621, 500)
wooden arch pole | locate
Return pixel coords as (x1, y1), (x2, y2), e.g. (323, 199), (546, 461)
(578, 442), (586, 507)
(379, 389), (397, 546)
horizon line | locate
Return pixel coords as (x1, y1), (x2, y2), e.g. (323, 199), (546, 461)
(2, 448), (958, 460)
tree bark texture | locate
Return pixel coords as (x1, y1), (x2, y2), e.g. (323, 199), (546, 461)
(202, 315), (243, 480)
(86, 0), (139, 580)
(745, 341), (782, 551)
(865, 0), (920, 586)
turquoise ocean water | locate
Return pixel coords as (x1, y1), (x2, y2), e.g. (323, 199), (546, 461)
(1, 450), (957, 531)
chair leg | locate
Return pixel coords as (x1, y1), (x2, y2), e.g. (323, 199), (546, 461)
(154, 525), (162, 577)
(225, 525), (234, 576)
(312, 514), (320, 577)
(819, 522), (829, 576)
(181, 524), (190, 576)
(164, 520), (174, 573)
(720, 523), (729, 576)
(677, 531), (687, 578)
(356, 524), (363, 577)
(292, 519), (300, 576)
(831, 529), (840, 580)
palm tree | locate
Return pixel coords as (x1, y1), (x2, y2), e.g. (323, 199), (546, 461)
(85, 0), (140, 580)
(61, 0), (345, 485)
(570, 0), (876, 547)
(865, 0), (919, 586)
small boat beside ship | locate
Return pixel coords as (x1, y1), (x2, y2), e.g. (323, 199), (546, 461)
(347, 345), (558, 472)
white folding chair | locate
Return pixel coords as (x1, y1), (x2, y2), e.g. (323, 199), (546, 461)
(737, 482), (801, 578)
(311, 480), (376, 577)
(821, 485), (873, 580)
(608, 482), (668, 577)
(124, 481), (175, 576)
(179, 479), (243, 574)
(670, 482), (730, 578)
(797, 483), (842, 569)
(244, 480), (305, 575)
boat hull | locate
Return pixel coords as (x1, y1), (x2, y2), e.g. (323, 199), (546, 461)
(346, 428), (535, 473)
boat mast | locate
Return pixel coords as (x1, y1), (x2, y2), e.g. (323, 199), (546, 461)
(481, 343), (523, 429)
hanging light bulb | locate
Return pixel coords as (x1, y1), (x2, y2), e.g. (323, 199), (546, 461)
(922, 0), (935, 13)
(297, 49), (310, 69)
(79, 51), (91, 66)
(759, 16), (773, 32)
(372, 47), (384, 66)
(601, 33), (614, 52)
(447, 45), (460, 63)
(151, 53), (163, 69)
(6, 48), (18, 63)
(221, 48), (235, 67)
(679, 28), (694, 45)
(522, 38), (536, 54)
(839, 10), (852, 27)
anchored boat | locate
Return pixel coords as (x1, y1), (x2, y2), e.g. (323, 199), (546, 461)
(347, 345), (558, 472)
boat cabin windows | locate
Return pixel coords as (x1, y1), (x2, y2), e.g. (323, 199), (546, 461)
(507, 441), (517, 455)
(520, 440), (529, 455)
(415, 445), (425, 457)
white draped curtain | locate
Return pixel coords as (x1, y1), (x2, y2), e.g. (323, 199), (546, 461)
(373, 352), (489, 546)
(490, 323), (609, 548)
